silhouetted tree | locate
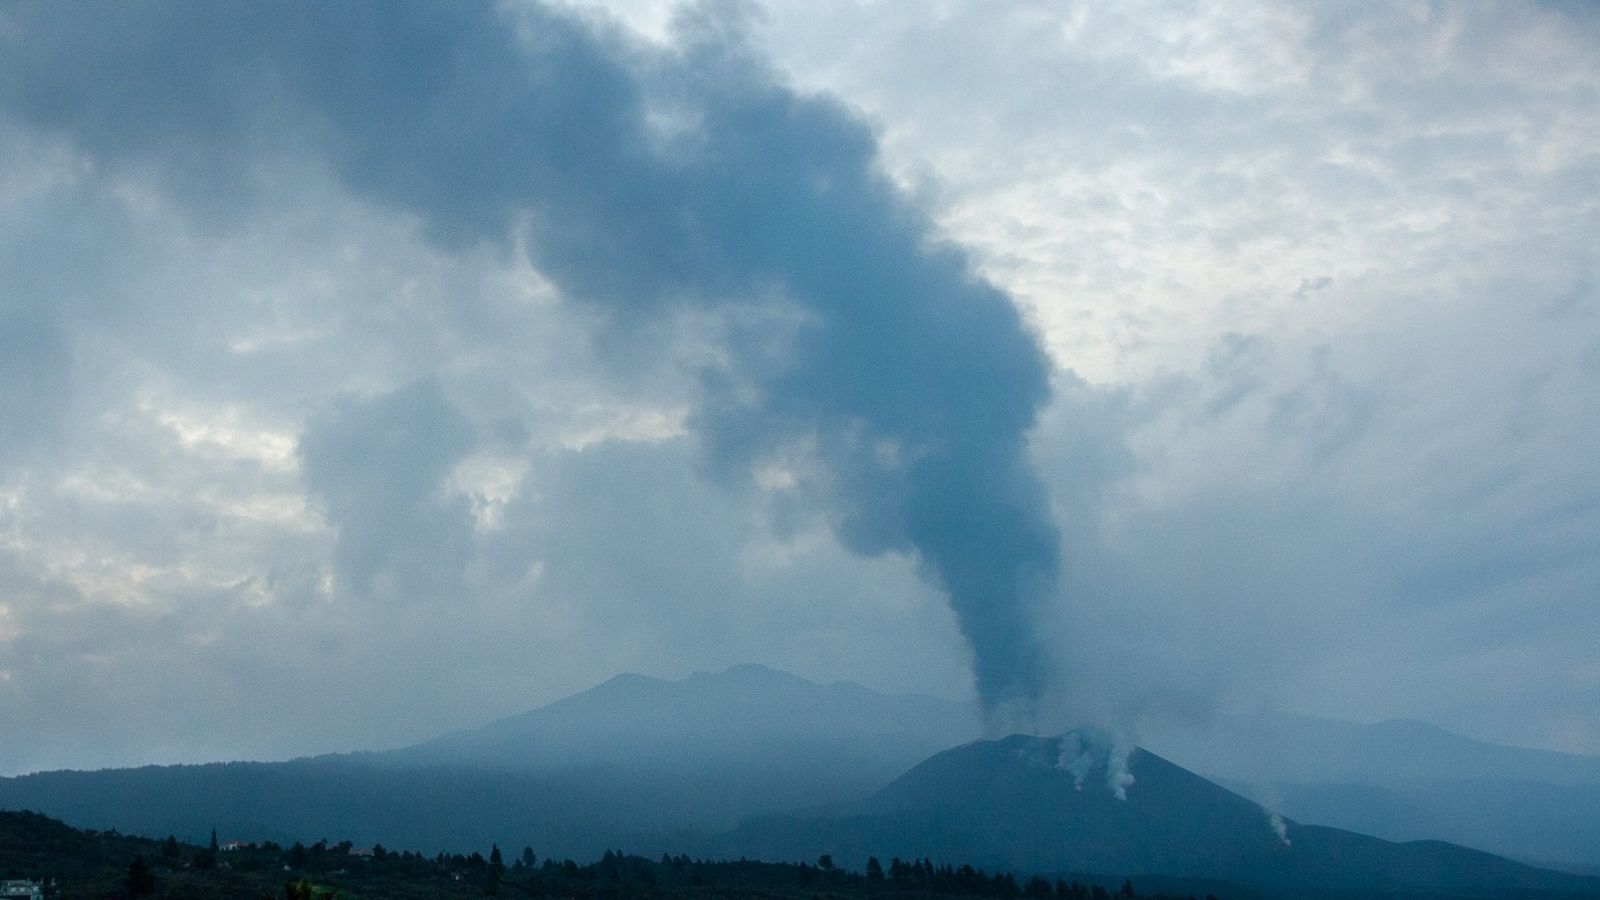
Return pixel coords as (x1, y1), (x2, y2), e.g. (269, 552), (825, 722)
(486, 844), (505, 894)
(817, 854), (834, 871)
(126, 855), (156, 896)
(866, 856), (884, 882)
(209, 828), (220, 852)
(1120, 878), (1136, 897)
(162, 835), (181, 860)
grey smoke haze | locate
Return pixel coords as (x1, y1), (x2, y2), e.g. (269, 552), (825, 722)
(1, 0), (1058, 714)
(0, 1), (1597, 774)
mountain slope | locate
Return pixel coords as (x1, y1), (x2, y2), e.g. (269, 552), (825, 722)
(388, 663), (976, 779)
(718, 731), (1600, 897)
(0, 665), (978, 855)
(1246, 777), (1600, 872)
(1145, 711), (1600, 788)
(1144, 712), (1600, 868)
(379, 663), (978, 824)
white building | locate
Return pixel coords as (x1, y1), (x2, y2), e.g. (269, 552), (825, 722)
(0, 880), (43, 900)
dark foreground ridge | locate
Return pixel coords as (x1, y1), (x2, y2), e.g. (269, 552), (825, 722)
(2, 809), (1205, 900)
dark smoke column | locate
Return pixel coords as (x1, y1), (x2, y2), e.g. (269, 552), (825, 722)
(668, 29), (1063, 714)
(0, 0), (1062, 717)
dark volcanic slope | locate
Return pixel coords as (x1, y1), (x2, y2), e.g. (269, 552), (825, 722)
(720, 732), (1600, 898)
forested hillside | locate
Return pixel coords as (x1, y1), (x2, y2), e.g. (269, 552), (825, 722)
(0, 810), (1204, 900)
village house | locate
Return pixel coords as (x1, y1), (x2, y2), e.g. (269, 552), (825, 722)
(0, 880), (43, 900)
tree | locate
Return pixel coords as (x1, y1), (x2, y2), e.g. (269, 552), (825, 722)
(521, 847), (536, 869)
(866, 857), (884, 882)
(126, 854), (156, 896)
(1120, 878), (1135, 898)
(817, 854), (834, 871)
(162, 835), (181, 860)
(209, 828), (220, 852)
(486, 843), (506, 895)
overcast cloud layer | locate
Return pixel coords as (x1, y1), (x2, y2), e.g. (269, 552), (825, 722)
(1, 1), (1597, 774)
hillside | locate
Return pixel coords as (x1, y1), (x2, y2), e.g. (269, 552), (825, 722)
(382, 662), (977, 817)
(1145, 712), (1600, 868)
(5, 674), (1599, 895)
(0, 809), (1199, 900)
(718, 732), (1600, 898)
(0, 665), (977, 857)
(1145, 712), (1600, 788)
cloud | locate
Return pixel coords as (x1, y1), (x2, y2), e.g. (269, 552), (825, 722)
(0, 0), (1063, 715)
(1, 0), (1598, 770)
(298, 381), (478, 603)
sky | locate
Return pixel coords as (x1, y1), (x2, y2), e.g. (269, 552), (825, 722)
(0, 0), (1597, 775)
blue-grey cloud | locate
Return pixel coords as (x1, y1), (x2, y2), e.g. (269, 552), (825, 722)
(0, 1), (1060, 712)
(299, 381), (477, 603)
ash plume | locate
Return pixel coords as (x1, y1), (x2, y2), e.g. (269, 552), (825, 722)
(0, 0), (1061, 715)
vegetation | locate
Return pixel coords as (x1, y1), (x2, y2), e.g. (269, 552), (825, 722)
(0, 810), (1208, 900)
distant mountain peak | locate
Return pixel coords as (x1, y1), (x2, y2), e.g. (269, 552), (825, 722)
(696, 662), (816, 686)
(593, 671), (662, 689)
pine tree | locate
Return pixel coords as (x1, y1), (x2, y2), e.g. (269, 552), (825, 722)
(126, 855), (156, 896)
(485, 843), (505, 895)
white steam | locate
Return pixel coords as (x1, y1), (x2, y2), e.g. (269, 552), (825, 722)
(1055, 728), (1136, 801)
(1256, 785), (1292, 847)
(1268, 811), (1291, 846)
(1106, 732), (1135, 801)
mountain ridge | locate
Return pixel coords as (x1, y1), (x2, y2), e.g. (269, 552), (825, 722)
(718, 731), (1600, 897)
(1144, 710), (1600, 867)
(3, 668), (1597, 896)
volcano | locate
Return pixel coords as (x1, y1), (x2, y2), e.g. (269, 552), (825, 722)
(719, 730), (1600, 897)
